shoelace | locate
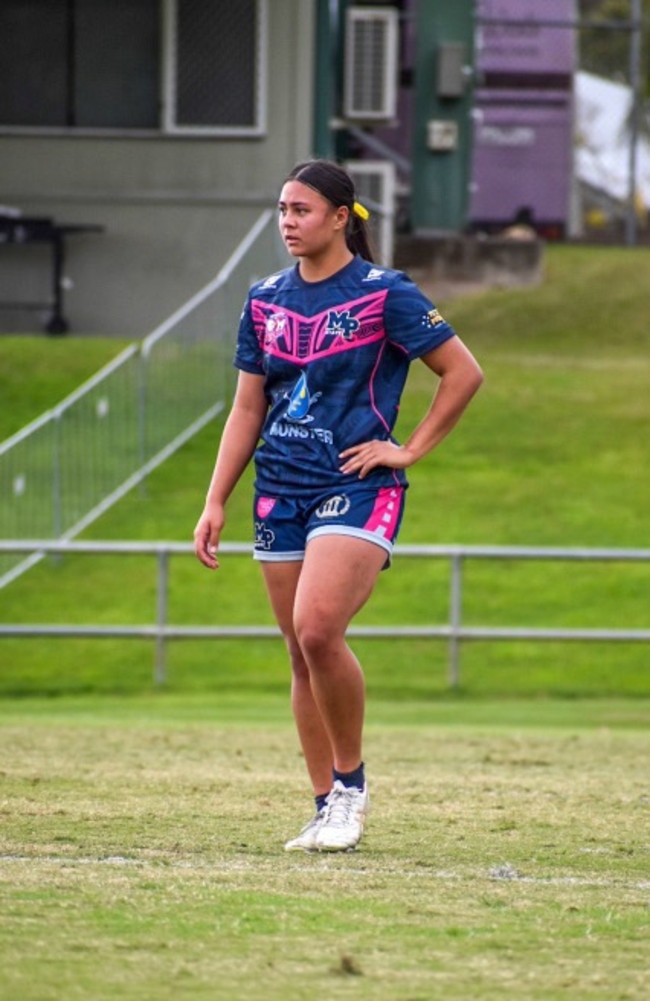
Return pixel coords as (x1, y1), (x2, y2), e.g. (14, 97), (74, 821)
(322, 782), (360, 828)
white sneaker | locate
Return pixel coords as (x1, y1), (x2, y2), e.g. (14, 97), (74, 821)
(315, 780), (369, 852)
(284, 809), (325, 852)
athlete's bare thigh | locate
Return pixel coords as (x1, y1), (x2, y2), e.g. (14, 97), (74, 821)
(294, 534), (387, 635)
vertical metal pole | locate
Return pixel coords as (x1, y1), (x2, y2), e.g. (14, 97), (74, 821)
(155, 548), (169, 685)
(52, 410), (62, 540)
(625, 0), (642, 247)
(46, 231), (69, 334)
(312, 0), (342, 158)
(137, 344), (147, 497)
(449, 552), (463, 688)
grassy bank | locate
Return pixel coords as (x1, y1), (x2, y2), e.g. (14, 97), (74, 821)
(0, 244), (649, 697)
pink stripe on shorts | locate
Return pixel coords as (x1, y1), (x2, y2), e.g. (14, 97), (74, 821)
(363, 486), (403, 542)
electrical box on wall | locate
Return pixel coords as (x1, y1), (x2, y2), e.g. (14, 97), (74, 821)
(436, 42), (467, 98)
(427, 119), (459, 151)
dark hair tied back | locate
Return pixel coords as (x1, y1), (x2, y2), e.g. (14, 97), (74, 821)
(286, 159), (375, 263)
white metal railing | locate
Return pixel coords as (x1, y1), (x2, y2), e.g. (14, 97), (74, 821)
(0, 209), (288, 588)
(1, 540), (649, 687)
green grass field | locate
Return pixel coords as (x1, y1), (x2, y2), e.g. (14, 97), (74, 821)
(1, 244), (649, 1000)
(0, 695), (648, 1000)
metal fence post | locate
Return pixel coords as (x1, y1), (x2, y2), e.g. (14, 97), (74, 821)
(137, 343), (147, 496)
(52, 409), (62, 539)
(154, 548), (169, 685)
(449, 551), (463, 687)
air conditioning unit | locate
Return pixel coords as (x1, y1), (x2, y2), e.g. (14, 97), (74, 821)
(346, 159), (396, 267)
(343, 7), (399, 122)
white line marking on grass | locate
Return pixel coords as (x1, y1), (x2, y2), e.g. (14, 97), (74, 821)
(1, 854), (649, 891)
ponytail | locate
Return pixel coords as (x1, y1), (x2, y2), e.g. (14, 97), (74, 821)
(347, 205), (375, 262)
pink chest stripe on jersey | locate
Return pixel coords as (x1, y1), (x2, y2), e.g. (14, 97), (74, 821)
(251, 290), (389, 365)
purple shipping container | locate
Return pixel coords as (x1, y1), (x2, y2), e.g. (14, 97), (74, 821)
(469, 0), (576, 236)
(476, 0), (576, 81)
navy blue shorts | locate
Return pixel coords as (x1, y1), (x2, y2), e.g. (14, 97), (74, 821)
(253, 483), (406, 566)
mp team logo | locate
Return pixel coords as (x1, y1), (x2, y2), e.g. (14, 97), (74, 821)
(254, 522), (275, 550)
(326, 309), (360, 341)
(315, 494), (351, 520)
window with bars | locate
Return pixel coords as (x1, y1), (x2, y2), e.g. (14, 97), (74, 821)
(0, 0), (267, 136)
(164, 0), (265, 134)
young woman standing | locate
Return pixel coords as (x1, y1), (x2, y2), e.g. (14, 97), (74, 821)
(194, 159), (483, 852)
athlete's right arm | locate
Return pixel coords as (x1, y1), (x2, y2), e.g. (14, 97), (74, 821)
(193, 371), (268, 569)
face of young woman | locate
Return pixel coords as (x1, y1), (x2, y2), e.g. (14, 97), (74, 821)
(278, 180), (348, 261)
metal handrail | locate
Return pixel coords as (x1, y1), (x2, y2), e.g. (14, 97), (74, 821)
(1, 539), (649, 687)
(0, 209), (287, 591)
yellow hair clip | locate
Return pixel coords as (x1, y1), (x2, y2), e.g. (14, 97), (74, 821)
(353, 200), (370, 221)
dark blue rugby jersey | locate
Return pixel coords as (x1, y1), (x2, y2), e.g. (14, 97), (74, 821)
(234, 255), (456, 494)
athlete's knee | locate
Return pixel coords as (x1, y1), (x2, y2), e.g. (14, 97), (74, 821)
(294, 611), (340, 664)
